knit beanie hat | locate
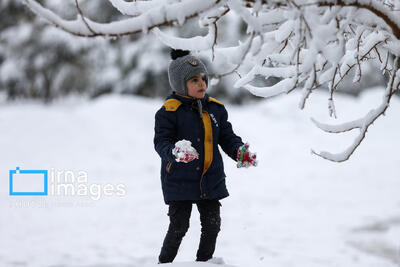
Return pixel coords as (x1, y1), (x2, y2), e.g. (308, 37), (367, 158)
(168, 49), (208, 96)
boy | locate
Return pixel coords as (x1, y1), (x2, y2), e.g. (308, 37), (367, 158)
(154, 49), (257, 264)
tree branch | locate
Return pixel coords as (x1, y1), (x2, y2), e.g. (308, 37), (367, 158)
(24, 0), (220, 37)
(311, 56), (400, 162)
(317, 0), (400, 40)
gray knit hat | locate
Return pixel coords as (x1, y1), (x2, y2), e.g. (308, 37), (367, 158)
(168, 50), (208, 96)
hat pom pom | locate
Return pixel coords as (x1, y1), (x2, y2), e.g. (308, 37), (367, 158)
(171, 49), (190, 60)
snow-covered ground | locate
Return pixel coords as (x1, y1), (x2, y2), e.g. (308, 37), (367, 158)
(0, 88), (399, 267)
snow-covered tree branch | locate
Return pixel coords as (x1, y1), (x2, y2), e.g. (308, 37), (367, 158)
(23, 0), (400, 162)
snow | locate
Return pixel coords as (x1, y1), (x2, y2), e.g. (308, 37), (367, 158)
(243, 78), (297, 98)
(24, 0), (219, 36)
(1, 89), (400, 267)
(144, 262), (236, 267)
(108, 0), (160, 16)
(227, 0), (262, 33)
(310, 58), (400, 162)
(173, 140), (199, 162)
(152, 25), (215, 51)
(175, 140), (194, 151)
(275, 20), (294, 43)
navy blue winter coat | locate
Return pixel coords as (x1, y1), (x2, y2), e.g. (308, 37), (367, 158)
(154, 92), (244, 204)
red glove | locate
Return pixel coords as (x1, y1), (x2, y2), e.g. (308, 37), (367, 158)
(237, 143), (257, 168)
(172, 140), (199, 163)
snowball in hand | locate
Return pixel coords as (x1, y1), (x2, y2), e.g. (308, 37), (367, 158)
(172, 140), (199, 163)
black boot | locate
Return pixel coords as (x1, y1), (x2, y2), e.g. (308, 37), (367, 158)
(159, 201), (193, 263)
(195, 199), (221, 262)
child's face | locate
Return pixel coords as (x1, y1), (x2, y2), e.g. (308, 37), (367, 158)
(186, 73), (207, 99)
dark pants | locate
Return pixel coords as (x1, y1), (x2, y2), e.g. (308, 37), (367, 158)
(158, 199), (221, 263)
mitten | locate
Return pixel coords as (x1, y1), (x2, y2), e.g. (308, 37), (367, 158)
(172, 140), (199, 163)
(236, 142), (257, 168)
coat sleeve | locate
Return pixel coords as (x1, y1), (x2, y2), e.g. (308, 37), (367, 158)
(154, 107), (177, 162)
(218, 106), (244, 161)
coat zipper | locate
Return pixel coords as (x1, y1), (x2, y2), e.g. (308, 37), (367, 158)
(199, 111), (205, 198)
(192, 99), (207, 199)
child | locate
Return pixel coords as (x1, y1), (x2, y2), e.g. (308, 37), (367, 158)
(154, 49), (257, 264)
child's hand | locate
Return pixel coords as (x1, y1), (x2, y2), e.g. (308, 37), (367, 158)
(236, 143), (257, 168)
(172, 140), (199, 163)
